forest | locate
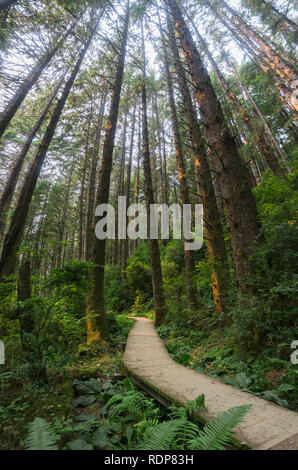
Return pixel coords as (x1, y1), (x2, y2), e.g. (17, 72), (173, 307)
(0, 0), (297, 452)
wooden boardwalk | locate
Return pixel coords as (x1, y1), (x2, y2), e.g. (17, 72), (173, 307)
(123, 317), (298, 450)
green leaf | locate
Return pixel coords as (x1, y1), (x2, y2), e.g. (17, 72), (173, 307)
(235, 373), (252, 389)
(73, 378), (101, 395)
(189, 405), (251, 450)
(126, 425), (133, 445)
(67, 438), (93, 450)
(24, 417), (58, 450)
(72, 395), (96, 407)
(261, 390), (288, 407)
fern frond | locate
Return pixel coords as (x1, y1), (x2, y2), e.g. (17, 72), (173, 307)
(189, 405), (251, 450)
(136, 419), (188, 450)
(172, 420), (200, 448)
(135, 418), (159, 439)
(24, 417), (58, 450)
(106, 390), (146, 418)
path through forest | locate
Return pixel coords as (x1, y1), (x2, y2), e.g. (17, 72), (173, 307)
(123, 317), (298, 450)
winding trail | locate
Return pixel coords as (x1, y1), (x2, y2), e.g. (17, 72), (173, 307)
(123, 317), (298, 450)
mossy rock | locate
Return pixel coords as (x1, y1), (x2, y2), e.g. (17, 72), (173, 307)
(78, 341), (110, 357)
(60, 379), (75, 400)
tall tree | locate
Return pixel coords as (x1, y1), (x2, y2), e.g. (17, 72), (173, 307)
(0, 0), (18, 10)
(209, 0), (298, 87)
(0, 74), (65, 247)
(85, 94), (106, 261)
(166, 0), (260, 294)
(242, 0), (298, 42)
(141, 17), (166, 326)
(0, 22), (97, 280)
(158, 15), (198, 310)
(86, 2), (130, 343)
(0, 19), (78, 140)
(167, 12), (231, 314)
(190, 23), (287, 176)
(121, 99), (136, 279)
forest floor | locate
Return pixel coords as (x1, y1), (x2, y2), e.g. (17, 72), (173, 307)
(0, 313), (297, 450)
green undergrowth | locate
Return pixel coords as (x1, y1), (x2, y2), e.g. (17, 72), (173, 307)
(157, 315), (298, 412)
(21, 377), (250, 450)
(0, 314), (134, 450)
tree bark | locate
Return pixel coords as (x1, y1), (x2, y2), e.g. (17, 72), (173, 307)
(166, 0), (260, 294)
(167, 13), (231, 314)
(159, 16), (198, 311)
(0, 26), (96, 281)
(78, 120), (91, 260)
(0, 74), (65, 247)
(141, 18), (166, 326)
(85, 95), (106, 261)
(86, 3), (129, 343)
(121, 100), (136, 279)
(0, 20), (77, 140)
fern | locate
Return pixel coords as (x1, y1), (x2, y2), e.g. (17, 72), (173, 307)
(172, 420), (200, 449)
(136, 419), (188, 450)
(188, 405), (251, 450)
(106, 390), (146, 418)
(135, 404), (251, 450)
(24, 417), (58, 450)
(135, 418), (159, 439)
(170, 394), (206, 420)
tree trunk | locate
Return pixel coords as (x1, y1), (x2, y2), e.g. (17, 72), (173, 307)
(0, 74), (65, 247)
(86, 3), (129, 343)
(159, 16), (198, 311)
(193, 28), (286, 176)
(0, 20), (77, 140)
(78, 121), (91, 260)
(228, 57), (291, 174)
(85, 95), (106, 261)
(166, 0), (260, 294)
(141, 18), (166, 326)
(215, 0), (298, 86)
(167, 12), (231, 314)
(209, 5), (297, 114)
(121, 100), (136, 279)
(0, 26), (96, 281)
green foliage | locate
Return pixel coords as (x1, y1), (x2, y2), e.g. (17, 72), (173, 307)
(22, 378), (250, 451)
(24, 417), (58, 450)
(136, 419), (190, 450)
(232, 172), (298, 349)
(188, 405), (251, 450)
(126, 260), (152, 297)
(104, 265), (134, 313)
